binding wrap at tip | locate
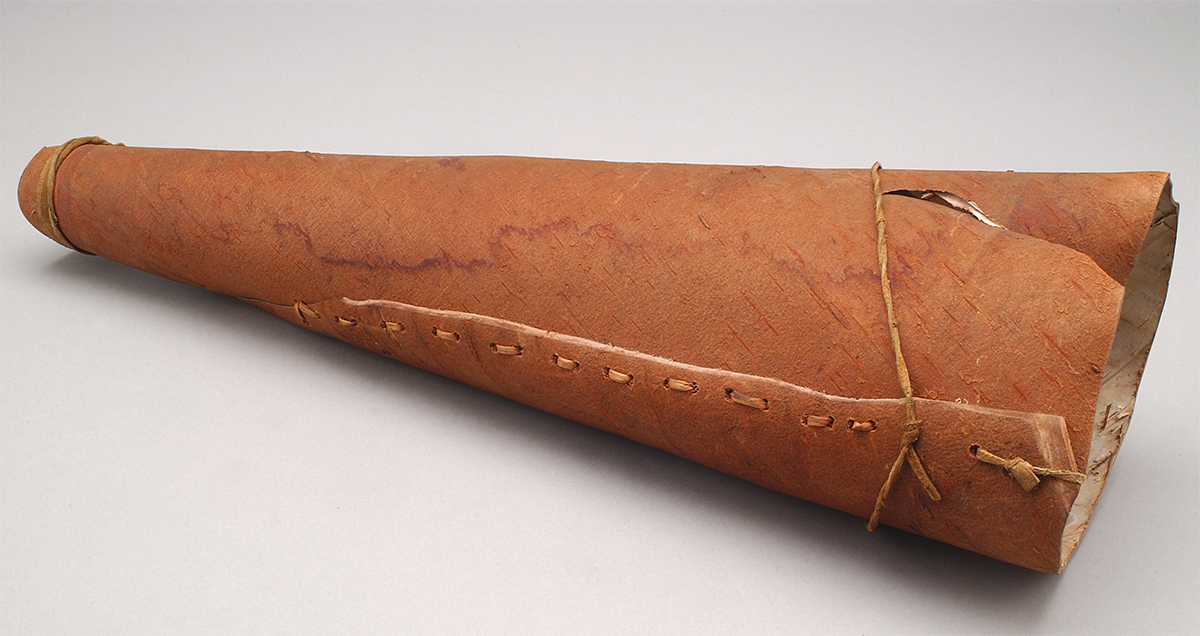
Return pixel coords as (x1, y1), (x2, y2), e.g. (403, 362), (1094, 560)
(32, 136), (116, 253)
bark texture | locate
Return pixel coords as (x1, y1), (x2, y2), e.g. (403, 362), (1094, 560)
(18, 143), (1176, 572)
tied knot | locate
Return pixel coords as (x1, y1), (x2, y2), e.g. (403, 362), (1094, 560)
(970, 445), (1085, 492)
(1001, 457), (1041, 492)
(899, 419), (921, 447)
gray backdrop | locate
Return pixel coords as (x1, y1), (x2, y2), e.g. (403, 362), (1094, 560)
(2, 2), (1197, 634)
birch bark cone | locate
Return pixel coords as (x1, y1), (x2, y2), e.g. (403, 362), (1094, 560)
(18, 140), (1177, 572)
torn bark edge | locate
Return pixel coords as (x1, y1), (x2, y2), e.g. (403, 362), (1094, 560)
(1058, 176), (1178, 573)
(885, 189), (1004, 228)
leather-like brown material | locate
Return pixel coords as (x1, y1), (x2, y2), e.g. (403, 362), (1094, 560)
(17, 143), (1176, 572)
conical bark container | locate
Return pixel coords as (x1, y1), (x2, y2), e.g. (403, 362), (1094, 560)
(18, 139), (1177, 572)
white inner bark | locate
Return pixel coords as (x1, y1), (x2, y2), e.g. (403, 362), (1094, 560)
(1059, 179), (1179, 572)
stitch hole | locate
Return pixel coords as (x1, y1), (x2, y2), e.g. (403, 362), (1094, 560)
(849, 419), (877, 432)
(490, 343), (522, 356)
(334, 315), (358, 327)
(664, 378), (698, 393)
(804, 414), (834, 428)
(725, 388), (768, 411)
(605, 367), (633, 385)
(433, 327), (460, 342)
(293, 301), (321, 325)
(382, 320), (405, 333)
(552, 354), (579, 371)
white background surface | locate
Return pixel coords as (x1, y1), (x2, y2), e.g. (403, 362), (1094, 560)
(2, 2), (1197, 634)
